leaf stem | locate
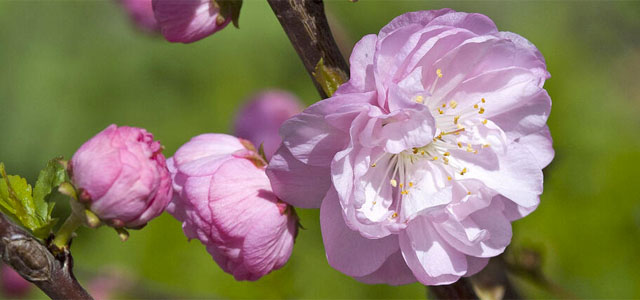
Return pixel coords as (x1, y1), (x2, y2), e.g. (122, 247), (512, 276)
(51, 210), (83, 250)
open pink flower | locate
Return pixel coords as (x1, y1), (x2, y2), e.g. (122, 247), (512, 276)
(234, 90), (304, 160)
(167, 134), (298, 281)
(267, 9), (553, 285)
(70, 125), (172, 229)
(152, 0), (230, 43)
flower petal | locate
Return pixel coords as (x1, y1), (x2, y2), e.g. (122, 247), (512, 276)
(320, 188), (399, 277)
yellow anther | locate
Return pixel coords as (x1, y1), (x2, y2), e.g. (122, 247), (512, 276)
(371, 163), (376, 167)
(432, 156), (439, 161)
(481, 98), (486, 103)
(409, 182), (414, 187)
(482, 119), (488, 125)
(457, 142), (463, 148)
(478, 107), (485, 114)
(443, 157), (450, 165)
(473, 104), (479, 109)
(391, 212), (398, 218)
(467, 191), (471, 195)
(412, 147), (419, 154)
(473, 149), (478, 154)
(447, 176), (452, 181)
(414, 95), (424, 104)
(443, 152), (450, 156)
(399, 183), (404, 188)
(436, 69), (443, 78)
(482, 144), (491, 148)
(390, 179), (398, 187)
(420, 151), (425, 155)
(372, 201), (377, 205)
(401, 190), (409, 195)
(453, 115), (460, 124)
(460, 168), (468, 175)
(438, 108), (444, 115)
(449, 100), (458, 109)
(442, 103), (446, 108)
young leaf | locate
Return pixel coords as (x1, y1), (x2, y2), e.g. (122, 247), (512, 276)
(313, 58), (348, 97)
(0, 159), (66, 240)
(33, 157), (66, 220)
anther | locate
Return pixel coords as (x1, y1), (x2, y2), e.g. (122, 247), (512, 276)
(460, 168), (468, 175)
(443, 152), (450, 156)
(482, 119), (488, 125)
(390, 179), (398, 187)
(474, 104), (479, 109)
(436, 69), (443, 78)
(481, 98), (486, 103)
(478, 107), (485, 114)
(447, 176), (452, 181)
(449, 100), (458, 109)
(414, 95), (424, 104)
(453, 115), (460, 124)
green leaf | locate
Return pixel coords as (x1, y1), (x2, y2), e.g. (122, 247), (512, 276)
(33, 157), (66, 221)
(216, 0), (243, 28)
(0, 159), (66, 239)
(313, 58), (348, 97)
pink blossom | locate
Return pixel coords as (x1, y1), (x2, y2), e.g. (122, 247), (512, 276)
(0, 265), (31, 298)
(70, 125), (173, 229)
(152, 0), (230, 43)
(167, 134), (298, 281)
(267, 9), (553, 285)
(120, 0), (159, 33)
(234, 90), (304, 160)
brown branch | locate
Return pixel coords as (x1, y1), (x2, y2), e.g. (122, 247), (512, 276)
(0, 213), (92, 300)
(267, 0), (349, 99)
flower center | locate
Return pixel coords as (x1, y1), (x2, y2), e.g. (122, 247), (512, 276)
(367, 69), (492, 221)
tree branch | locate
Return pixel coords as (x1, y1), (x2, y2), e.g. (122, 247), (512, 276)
(0, 213), (92, 300)
(267, 0), (349, 99)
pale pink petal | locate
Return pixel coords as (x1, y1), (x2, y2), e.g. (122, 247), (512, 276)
(400, 216), (467, 285)
(354, 250), (416, 285)
(266, 146), (331, 208)
(320, 189), (399, 277)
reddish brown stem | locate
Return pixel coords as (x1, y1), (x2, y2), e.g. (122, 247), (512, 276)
(0, 213), (92, 300)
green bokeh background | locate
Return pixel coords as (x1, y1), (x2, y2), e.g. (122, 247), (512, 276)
(1, 0), (639, 298)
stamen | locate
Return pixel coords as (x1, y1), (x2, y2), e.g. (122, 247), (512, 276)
(449, 100), (458, 109)
(482, 119), (488, 125)
(478, 107), (485, 114)
(390, 179), (398, 187)
(414, 95), (424, 104)
(460, 168), (468, 175)
(481, 98), (486, 103)
(436, 69), (443, 78)
(453, 115), (460, 124)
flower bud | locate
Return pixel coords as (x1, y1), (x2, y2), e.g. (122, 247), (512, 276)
(167, 134), (298, 281)
(70, 125), (172, 229)
(233, 90), (303, 160)
(1, 264), (31, 298)
(152, 0), (231, 43)
(120, 0), (159, 33)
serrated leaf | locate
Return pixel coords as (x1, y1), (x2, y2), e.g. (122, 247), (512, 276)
(33, 157), (66, 220)
(0, 160), (65, 240)
(216, 0), (243, 28)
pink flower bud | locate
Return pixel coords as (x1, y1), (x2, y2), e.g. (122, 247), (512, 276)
(167, 134), (298, 281)
(70, 125), (172, 229)
(1, 265), (31, 298)
(120, 0), (159, 33)
(152, 0), (231, 43)
(233, 90), (303, 160)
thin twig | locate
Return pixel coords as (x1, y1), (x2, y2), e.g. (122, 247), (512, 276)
(267, 0), (349, 99)
(0, 213), (92, 300)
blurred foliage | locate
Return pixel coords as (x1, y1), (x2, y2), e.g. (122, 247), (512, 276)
(0, 0), (639, 299)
